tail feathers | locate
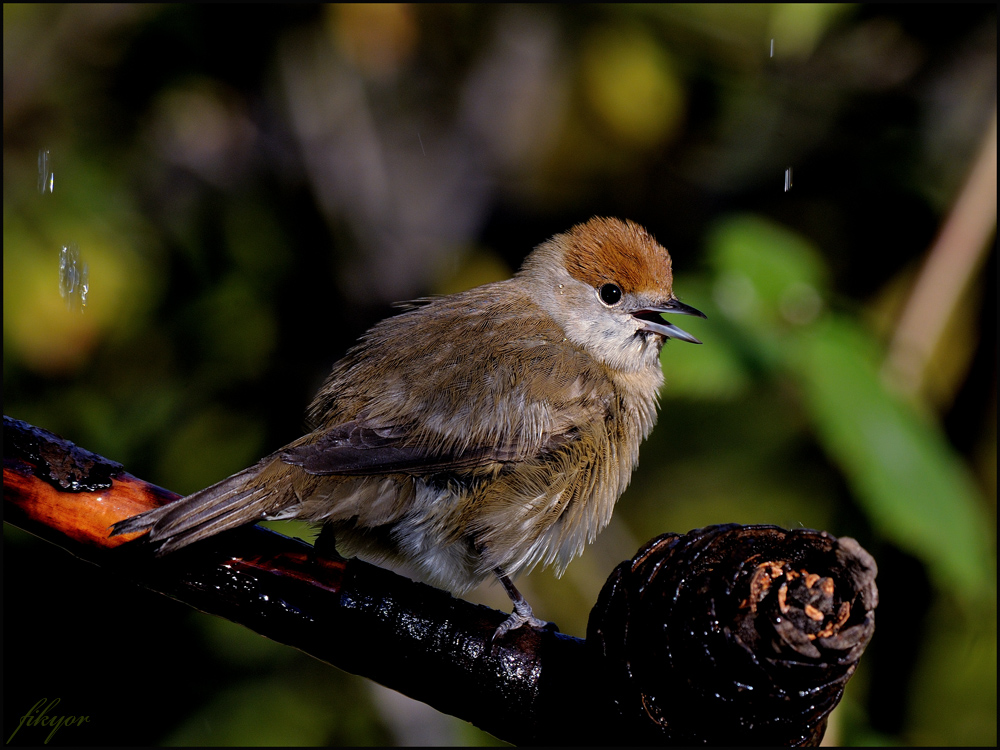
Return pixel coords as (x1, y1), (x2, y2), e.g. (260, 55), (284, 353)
(110, 463), (289, 555)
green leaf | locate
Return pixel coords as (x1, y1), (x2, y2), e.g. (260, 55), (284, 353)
(707, 214), (828, 329)
(659, 276), (751, 400)
(791, 316), (994, 601)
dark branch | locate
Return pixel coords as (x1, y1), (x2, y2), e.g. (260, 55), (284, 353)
(3, 415), (877, 745)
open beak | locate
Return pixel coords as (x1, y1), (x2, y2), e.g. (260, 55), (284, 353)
(632, 298), (707, 344)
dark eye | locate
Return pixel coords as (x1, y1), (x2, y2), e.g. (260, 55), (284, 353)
(599, 283), (623, 306)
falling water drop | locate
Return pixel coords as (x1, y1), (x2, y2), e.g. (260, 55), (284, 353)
(79, 264), (90, 308)
(770, 39), (775, 58)
(38, 149), (54, 194)
(784, 167), (793, 192)
(59, 244), (89, 311)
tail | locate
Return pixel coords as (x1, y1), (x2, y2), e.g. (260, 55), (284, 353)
(110, 458), (292, 554)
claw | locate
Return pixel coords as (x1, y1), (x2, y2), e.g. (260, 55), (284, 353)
(490, 566), (558, 641)
(492, 598), (553, 641)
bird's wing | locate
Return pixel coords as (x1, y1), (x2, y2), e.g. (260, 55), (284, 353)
(279, 419), (568, 476)
(289, 285), (616, 478)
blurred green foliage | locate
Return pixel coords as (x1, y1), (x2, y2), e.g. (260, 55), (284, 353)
(687, 215), (993, 601)
(4, 3), (995, 746)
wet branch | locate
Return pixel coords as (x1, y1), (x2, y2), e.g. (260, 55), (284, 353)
(3, 415), (877, 745)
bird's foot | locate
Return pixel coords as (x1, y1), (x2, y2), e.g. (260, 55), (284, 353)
(492, 597), (558, 641)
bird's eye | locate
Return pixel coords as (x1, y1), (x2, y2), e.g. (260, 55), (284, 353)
(598, 283), (623, 306)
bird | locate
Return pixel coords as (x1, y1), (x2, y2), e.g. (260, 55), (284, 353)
(111, 217), (705, 638)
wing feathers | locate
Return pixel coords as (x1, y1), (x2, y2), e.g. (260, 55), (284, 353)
(280, 420), (565, 476)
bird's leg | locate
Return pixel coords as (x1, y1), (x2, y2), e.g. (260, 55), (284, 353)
(492, 567), (556, 641)
(310, 524), (347, 564)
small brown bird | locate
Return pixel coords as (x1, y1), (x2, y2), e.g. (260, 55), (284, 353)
(112, 217), (705, 637)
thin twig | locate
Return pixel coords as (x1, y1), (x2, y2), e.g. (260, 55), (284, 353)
(885, 106), (998, 398)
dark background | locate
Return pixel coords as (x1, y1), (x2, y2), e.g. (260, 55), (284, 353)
(4, 4), (995, 745)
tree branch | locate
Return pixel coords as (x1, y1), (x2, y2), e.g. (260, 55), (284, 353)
(4, 415), (877, 745)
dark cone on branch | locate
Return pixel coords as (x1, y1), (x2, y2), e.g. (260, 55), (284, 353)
(586, 524), (878, 746)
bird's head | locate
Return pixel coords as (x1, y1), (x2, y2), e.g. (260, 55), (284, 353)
(519, 217), (706, 372)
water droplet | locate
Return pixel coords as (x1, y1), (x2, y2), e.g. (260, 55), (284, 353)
(59, 244), (89, 311)
(783, 167), (793, 192)
(38, 149), (54, 194)
(770, 39), (775, 58)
